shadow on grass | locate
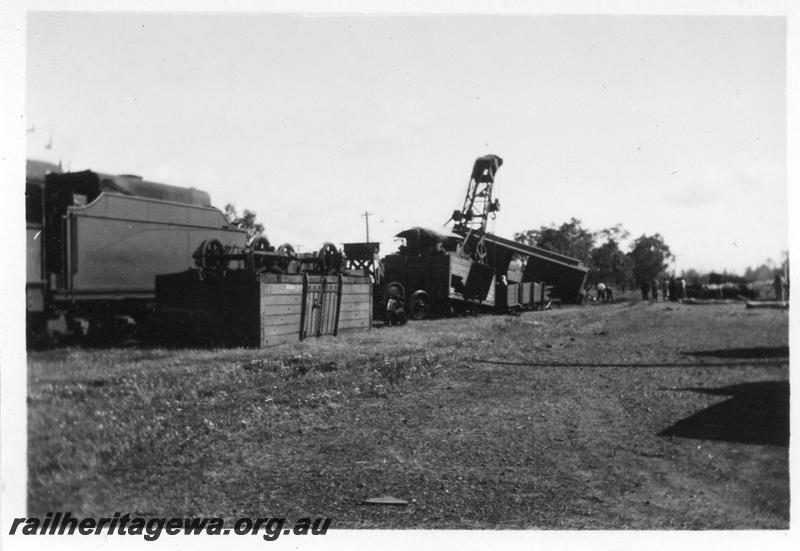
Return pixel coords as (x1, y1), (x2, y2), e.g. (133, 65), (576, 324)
(683, 346), (789, 359)
(658, 381), (789, 446)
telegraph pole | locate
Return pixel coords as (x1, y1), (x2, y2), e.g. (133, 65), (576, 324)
(361, 211), (373, 242)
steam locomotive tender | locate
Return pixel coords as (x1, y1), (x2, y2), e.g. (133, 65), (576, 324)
(25, 159), (247, 343)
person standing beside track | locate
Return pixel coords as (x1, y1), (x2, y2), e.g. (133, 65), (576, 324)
(774, 273), (785, 301)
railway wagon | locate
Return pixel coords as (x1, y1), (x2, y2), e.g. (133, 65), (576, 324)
(473, 232), (589, 304)
(25, 160), (246, 342)
(380, 250), (496, 318)
(155, 270), (372, 347)
(522, 255), (587, 303)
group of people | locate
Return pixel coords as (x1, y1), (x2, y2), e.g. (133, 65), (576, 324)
(597, 282), (614, 302)
(641, 276), (686, 301)
(591, 274), (789, 303)
(587, 275), (692, 302)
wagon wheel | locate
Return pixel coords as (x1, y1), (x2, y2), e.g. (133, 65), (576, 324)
(407, 292), (431, 320)
(248, 235), (273, 271)
(317, 242), (341, 274)
(248, 235), (272, 252)
(199, 238), (227, 279)
(271, 243), (295, 274)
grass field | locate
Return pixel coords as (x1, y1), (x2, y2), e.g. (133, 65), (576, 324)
(27, 298), (789, 529)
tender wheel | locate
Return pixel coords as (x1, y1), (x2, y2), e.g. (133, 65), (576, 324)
(198, 239), (227, 278)
(317, 242), (341, 274)
(407, 292), (431, 320)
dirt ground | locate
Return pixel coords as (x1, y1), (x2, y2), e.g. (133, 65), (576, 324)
(27, 297), (789, 529)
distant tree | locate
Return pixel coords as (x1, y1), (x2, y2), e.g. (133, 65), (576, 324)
(744, 252), (789, 282)
(596, 223), (630, 244)
(680, 268), (705, 285)
(224, 203), (265, 240)
(591, 238), (631, 288)
(514, 217), (595, 265)
(629, 234), (673, 284)
(744, 263), (774, 282)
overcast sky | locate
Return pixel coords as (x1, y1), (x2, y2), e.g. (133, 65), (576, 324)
(25, 11), (787, 274)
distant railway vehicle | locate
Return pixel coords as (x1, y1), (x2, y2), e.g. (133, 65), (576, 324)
(25, 159), (247, 344)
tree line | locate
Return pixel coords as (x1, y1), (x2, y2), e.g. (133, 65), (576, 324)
(515, 218), (789, 289)
(514, 218), (673, 290)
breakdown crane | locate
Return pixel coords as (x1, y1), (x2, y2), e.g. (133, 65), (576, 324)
(447, 154), (589, 302)
(447, 154), (503, 264)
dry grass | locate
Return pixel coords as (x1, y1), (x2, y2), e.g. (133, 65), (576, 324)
(28, 299), (789, 528)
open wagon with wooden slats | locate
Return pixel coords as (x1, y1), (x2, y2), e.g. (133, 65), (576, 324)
(155, 270), (371, 347)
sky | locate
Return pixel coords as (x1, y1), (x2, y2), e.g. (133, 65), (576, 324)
(23, 11), (787, 274)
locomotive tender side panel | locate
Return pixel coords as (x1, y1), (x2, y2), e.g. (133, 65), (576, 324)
(63, 193), (247, 297)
